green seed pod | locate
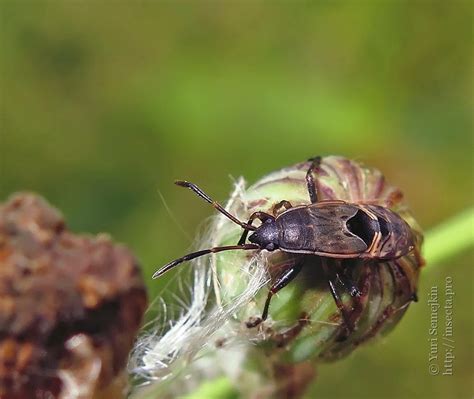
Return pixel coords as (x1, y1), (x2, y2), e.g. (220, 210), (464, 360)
(212, 156), (423, 364)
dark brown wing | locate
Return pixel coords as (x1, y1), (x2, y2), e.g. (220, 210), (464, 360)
(277, 203), (369, 255)
(308, 204), (369, 254)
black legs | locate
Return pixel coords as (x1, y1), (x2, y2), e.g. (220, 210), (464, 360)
(305, 156), (322, 204)
(246, 261), (304, 328)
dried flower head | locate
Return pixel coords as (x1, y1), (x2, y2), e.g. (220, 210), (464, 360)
(0, 193), (147, 399)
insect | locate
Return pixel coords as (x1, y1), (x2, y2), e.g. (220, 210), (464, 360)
(153, 157), (417, 330)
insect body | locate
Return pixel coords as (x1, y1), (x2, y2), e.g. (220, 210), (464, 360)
(153, 157), (416, 330)
(249, 201), (415, 260)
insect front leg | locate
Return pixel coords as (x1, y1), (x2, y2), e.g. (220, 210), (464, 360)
(246, 260), (304, 328)
(305, 156), (322, 203)
(272, 200), (293, 216)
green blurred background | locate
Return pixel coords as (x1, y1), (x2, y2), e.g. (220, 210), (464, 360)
(1, 2), (472, 398)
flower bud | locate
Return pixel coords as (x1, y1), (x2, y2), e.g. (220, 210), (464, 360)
(211, 156), (423, 392)
(135, 156), (423, 398)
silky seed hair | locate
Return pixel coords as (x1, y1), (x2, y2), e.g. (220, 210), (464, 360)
(129, 177), (270, 384)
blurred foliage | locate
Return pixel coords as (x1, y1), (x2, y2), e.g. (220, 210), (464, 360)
(0, 2), (472, 398)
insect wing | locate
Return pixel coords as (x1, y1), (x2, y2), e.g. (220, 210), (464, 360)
(312, 204), (368, 254)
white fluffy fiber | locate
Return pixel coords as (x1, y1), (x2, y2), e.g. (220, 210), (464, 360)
(129, 178), (270, 393)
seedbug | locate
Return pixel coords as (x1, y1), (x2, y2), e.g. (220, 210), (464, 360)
(153, 157), (418, 331)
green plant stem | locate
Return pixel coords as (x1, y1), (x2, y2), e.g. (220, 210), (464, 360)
(162, 207), (474, 399)
(423, 206), (474, 267)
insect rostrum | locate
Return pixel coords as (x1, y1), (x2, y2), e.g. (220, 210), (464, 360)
(154, 156), (423, 362)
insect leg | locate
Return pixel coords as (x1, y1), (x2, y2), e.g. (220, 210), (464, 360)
(326, 278), (354, 334)
(246, 260), (304, 328)
(272, 200), (293, 216)
(321, 260), (355, 334)
(336, 272), (362, 298)
(272, 312), (310, 347)
(305, 156), (322, 203)
(237, 211), (274, 245)
(335, 261), (362, 298)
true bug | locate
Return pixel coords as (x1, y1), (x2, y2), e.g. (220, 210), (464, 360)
(153, 157), (417, 330)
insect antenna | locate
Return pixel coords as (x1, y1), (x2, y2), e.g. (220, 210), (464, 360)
(152, 244), (260, 279)
(175, 180), (257, 231)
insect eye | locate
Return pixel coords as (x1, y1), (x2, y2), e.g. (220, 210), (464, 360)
(346, 209), (374, 246)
